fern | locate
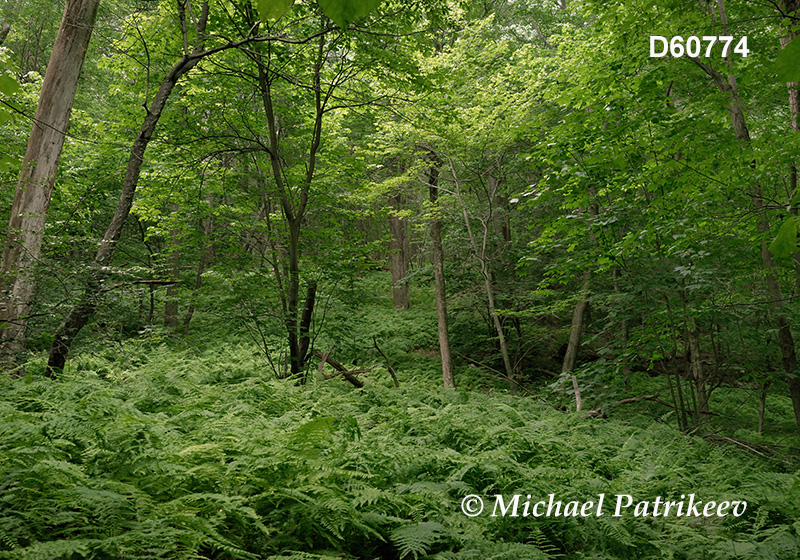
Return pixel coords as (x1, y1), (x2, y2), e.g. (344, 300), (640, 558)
(391, 521), (445, 559)
(1, 335), (799, 559)
(0, 538), (96, 560)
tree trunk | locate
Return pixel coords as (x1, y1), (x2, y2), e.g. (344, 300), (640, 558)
(483, 268), (515, 394)
(253, 20), (325, 380)
(689, 0), (800, 435)
(0, 22), (11, 46)
(686, 317), (709, 426)
(782, 4), (800, 435)
(428, 158), (454, 388)
(46, 2), (210, 374)
(164, 205), (180, 330)
(560, 192), (598, 409)
(297, 279), (317, 382)
(449, 158), (516, 394)
(182, 207), (214, 336)
(758, 381), (770, 436)
(562, 273), (590, 411)
(0, 0), (99, 367)
(388, 193), (410, 310)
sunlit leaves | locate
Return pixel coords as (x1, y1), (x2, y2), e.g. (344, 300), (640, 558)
(0, 74), (21, 96)
(317, 0), (382, 28)
(0, 72), (21, 172)
(253, 0), (383, 26)
(255, 0), (294, 21)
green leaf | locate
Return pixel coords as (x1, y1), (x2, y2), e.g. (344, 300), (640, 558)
(774, 37), (800, 82)
(391, 522), (444, 560)
(0, 154), (15, 173)
(255, 0), (294, 21)
(317, 0), (382, 28)
(769, 216), (800, 258)
(0, 74), (21, 96)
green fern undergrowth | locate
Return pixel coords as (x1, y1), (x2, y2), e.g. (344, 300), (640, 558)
(1, 333), (799, 560)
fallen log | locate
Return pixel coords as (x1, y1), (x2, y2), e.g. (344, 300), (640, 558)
(314, 349), (365, 388)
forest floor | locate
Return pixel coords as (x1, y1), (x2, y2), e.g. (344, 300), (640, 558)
(2, 276), (800, 559)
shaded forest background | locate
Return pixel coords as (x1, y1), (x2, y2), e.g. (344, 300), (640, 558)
(2, 0), (800, 558)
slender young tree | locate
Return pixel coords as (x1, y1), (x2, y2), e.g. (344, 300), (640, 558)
(426, 153), (455, 388)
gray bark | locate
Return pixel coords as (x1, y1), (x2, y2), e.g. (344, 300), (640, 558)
(449, 158), (516, 394)
(388, 193), (410, 310)
(0, 0), (100, 367)
(561, 192), (598, 410)
(0, 22), (11, 46)
(428, 157), (454, 388)
(562, 273), (590, 411)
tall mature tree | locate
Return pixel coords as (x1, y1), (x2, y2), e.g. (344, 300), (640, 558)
(0, 0), (100, 367)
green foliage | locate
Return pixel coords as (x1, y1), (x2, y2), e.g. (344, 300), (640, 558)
(7, 0), (800, 557)
(254, 0), (384, 26)
(1, 335), (799, 559)
(0, 53), (22, 172)
(317, 0), (383, 28)
(770, 216), (800, 259)
(774, 36), (800, 82)
(391, 521), (444, 559)
(256, 0), (295, 21)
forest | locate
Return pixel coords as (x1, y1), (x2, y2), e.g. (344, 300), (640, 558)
(2, 0), (800, 558)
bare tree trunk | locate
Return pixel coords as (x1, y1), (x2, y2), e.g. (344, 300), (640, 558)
(182, 206), (214, 335)
(253, 17), (326, 379)
(661, 295), (690, 430)
(782, 4), (800, 434)
(686, 317), (709, 425)
(562, 272), (590, 411)
(164, 205), (180, 330)
(680, 288), (710, 427)
(427, 157), (454, 388)
(388, 193), (410, 310)
(0, 0), (99, 368)
(46, 2), (211, 374)
(561, 192), (598, 410)
(758, 381), (770, 436)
